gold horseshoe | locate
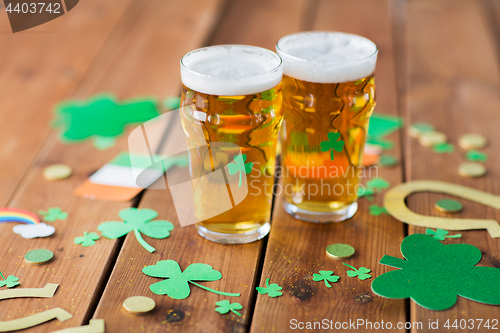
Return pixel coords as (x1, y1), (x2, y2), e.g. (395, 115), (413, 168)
(0, 308), (72, 332)
(384, 180), (500, 237)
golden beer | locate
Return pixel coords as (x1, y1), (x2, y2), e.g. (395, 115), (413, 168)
(277, 32), (378, 222)
(180, 45), (283, 243)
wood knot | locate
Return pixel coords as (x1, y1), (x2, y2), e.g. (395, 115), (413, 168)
(165, 308), (187, 325)
(354, 293), (372, 304)
(287, 279), (315, 300)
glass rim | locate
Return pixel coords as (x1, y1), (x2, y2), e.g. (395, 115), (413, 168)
(276, 31), (378, 65)
(180, 44), (283, 82)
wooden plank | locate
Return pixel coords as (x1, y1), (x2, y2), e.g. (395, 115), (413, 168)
(92, 0), (311, 332)
(404, 0), (500, 331)
(0, 0), (226, 332)
(250, 0), (407, 332)
(0, 0), (146, 206)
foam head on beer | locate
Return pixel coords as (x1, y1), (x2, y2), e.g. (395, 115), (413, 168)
(181, 45), (283, 96)
(276, 32), (378, 83)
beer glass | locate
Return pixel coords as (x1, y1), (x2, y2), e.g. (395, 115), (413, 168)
(180, 45), (283, 243)
(276, 32), (378, 222)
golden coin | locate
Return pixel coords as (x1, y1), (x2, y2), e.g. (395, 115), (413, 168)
(43, 164), (72, 180)
(418, 131), (447, 147)
(408, 123), (435, 138)
(123, 296), (156, 314)
(458, 162), (486, 178)
(326, 243), (355, 260)
(24, 249), (54, 265)
(459, 134), (487, 150)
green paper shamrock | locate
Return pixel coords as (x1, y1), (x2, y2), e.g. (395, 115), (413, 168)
(369, 205), (390, 216)
(425, 228), (461, 241)
(357, 187), (375, 201)
(371, 234), (500, 310)
(320, 132), (345, 161)
(142, 260), (240, 299)
(0, 270), (19, 288)
(466, 150), (487, 162)
(344, 263), (372, 280)
(433, 143), (455, 154)
(215, 300), (242, 316)
(39, 207), (68, 222)
(74, 232), (100, 247)
(256, 278), (283, 297)
(313, 271), (340, 288)
(98, 208), (174, 253)
(366, 177), (390, 192)
(366, 137), (394, 150)
(227, 154), (253, 187)
(53, 95), (159, 148)
(261, 88), (277, 101)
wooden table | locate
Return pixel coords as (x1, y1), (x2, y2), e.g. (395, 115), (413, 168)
(1, 0), (500, 331)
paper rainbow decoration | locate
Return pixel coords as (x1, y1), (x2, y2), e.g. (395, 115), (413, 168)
(0, 208), (40, 225)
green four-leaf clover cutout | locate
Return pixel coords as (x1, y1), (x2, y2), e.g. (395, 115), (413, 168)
(344, 263), (372, 280)
(0, 272), (19, 288)
(369, 205), (390, 216)
(98, 208), (174, 253)
(215, 300), (242, 316)
(39, 207), (68, 222)
(227, 154), (253, 187)
(74, 232), (100, 247)
(365, 178), (390, 192)
(256, 278), (283, 297)
(425, 228), (461, 241)
(142, 260), (240, 299)
(313, 271), (340, 288)
(320, 132), (345, 161)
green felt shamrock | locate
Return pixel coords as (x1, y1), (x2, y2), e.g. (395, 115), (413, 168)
(53, 95), (159, 149)
(227, 154), (253, 187)
(98, 208), (173, 253)
(366, 177), (390, 193)
(433, 143), (455, 154)
(369, 205), (390, 216)
(261, 88), (277, 101)
(344, 263), (372, 280)
(466, 150), (487, 162)
(142, 260), (240, 299)
(256, 278), (283, 297)
(320, 132), (345, 161)
(366, 137), (394, 150)
(371, 234), (500, 310)
(74, 232), (100, 247)
(39, 207), (68, 222)
(313, 271), (340, 288)
(0, 272), (19, 288)
(357, 187), (374, 201)
(425, 229), (461, 241)
(215, 300), (242, 316)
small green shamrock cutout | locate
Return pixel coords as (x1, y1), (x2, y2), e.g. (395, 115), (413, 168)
(320, 132), (345, 161)
(227, 154), (253, 187)
(142, 260), (240, 299)
(371, 234), (500, 310)
(261, 88), (277, 101)
(425, 228), (461, 241)
(313, 271), (340, 288)
(466, 150), (487, 162)
(39, 207), (68, 222)
(344, 263), (372, 280)
(366, 177), (390, 192)
(357, 187), (375, 201)
(74, 232), (100, 247)
(215, 300), (242, 316)
(0, 271), (19, 288)
(369, 205), (390, 216)
(98, 208), (174, 253)
(256, 278), (283, 297)
(433, 143), (455, 153)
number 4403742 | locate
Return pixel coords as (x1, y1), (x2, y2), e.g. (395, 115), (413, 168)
(6, 2), (62, 14)
(444, 319), (498, 330)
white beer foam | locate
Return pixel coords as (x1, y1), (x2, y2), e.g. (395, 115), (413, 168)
(276, 32), (378, 83)
(181, 45), (282, 96)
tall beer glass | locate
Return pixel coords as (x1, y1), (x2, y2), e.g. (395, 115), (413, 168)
(180, 45), (283, 243)
(276, 32), (378, 222)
